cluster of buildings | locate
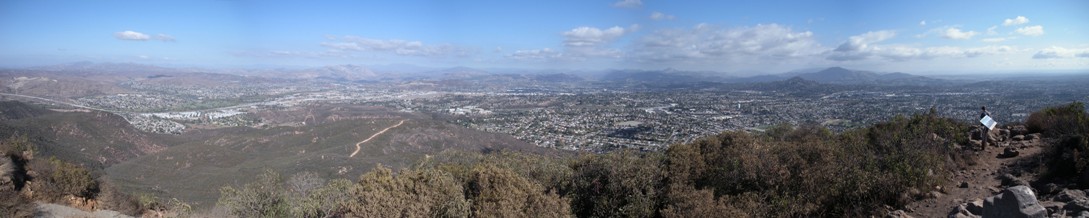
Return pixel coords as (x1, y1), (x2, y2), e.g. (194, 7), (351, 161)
(396, 83), (1084, 151)
(62, 74), (1087, 151)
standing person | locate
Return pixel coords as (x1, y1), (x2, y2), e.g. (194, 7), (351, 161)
(980, 106), (991, 150)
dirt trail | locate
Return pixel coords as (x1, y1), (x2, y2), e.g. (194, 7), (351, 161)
(349, 119), (406, 158)
(905, 140), (1045, 217)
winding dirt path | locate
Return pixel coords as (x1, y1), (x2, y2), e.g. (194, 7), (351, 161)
(349, 119), (406, 158)
(905, 139), (1045, 217)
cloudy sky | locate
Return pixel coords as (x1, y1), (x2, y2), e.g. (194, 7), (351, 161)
(1, 0), (1087, 74)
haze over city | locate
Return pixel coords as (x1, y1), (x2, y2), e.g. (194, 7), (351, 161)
(2, 0), (1088, 74)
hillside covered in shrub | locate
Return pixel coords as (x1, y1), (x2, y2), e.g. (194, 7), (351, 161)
(7, 102), (1087, 217)
(217, 109), (981, 217)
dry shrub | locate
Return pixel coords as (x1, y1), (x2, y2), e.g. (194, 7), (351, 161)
(28, 157), (98, 202)
(568, 151), (662, 217)
(345, 164), (469, 217)
(211, 111), (981, 217)
(96, 182), (143, 216)
(660, 184), (751, 218)
(662, 112), (969, 216)
(1027, 102), (1089, 187)
(217, 170), (290, 217)
(466, 164), (571, 218)
(1026, 102), (1089, 136)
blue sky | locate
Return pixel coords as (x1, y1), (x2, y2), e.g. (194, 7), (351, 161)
(1, 0), (1087, 74)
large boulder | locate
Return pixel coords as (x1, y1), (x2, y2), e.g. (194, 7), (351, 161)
(998, 147), (1020, 158)
(1013, 135), (1025, 141)
(997, 129), (1011, 141)
(1009, 125), (1029, 136)
(969, 128), (1006, 144)
(1025, 133), (1041, 141)
(949, 199), (986, 218)
(949, 204), (980, 218)
(983, 185), (1047, 218)
(1000, 174), (1029, 187)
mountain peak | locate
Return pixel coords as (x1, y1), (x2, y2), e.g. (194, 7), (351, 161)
(817, 67), (852, 73)
(785, 76), (818, 85)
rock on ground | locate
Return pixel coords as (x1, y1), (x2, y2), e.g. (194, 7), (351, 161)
(983, 185), (1047, 218)
(999, 147), (1020, 158)
(887, 209), (913, 218)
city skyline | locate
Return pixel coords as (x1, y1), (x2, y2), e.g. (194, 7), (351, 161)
(2, 0), (1088, 75)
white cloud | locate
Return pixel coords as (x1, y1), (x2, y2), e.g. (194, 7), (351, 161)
(987, 26), (998, 35)
(942, 27), (978, 40)
(1015, 25), (1044, 36)
(1003, 16), (1030, 26)
(507, 25), (634, 61)
(631, 24), (825, 63)
(650, 12), (675, 20)
(321, 36), (465, 56)
(509, 48), (562, 60)
(981, 37), (1009, 43)
(612, 0), (641, 8)
(1032, 46), (1089, 59)
(154, 34), (175, 42)
(919, 20), (926, 26)
(830, 30), (1011, 61)
(834, 30), (895, 52)
(114, 31), (150, 41)
(563, 26), (629, 47)
(877, 45), (1013, 61)
(114, 31), (176, 42)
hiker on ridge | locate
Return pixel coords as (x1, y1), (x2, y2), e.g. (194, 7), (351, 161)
(980, 106), (991, 150)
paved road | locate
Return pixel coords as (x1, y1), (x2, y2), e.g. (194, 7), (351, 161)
(0, 93), (115, 112)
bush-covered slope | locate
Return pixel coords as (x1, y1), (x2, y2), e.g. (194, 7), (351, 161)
(218, 110), (976, 217)
(106, 118), (548, 207)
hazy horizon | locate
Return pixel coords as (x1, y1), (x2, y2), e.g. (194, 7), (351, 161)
(2, 0), (1088, 74)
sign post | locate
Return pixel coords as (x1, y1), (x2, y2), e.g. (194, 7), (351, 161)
(980, 115), (997, 130)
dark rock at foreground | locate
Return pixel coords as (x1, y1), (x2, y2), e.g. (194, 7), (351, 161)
(983, 185), (1046, 218)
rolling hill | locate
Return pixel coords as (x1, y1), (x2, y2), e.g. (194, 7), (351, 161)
(0, 101), (167, 170)
(103, 104), (553, 207)
(792, 67), (950, 86)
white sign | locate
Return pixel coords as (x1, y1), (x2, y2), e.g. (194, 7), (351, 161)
(980, 115), (997, 130)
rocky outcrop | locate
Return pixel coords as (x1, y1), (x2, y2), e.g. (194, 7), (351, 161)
(1009, 125), (1029, 136)
(887, 209), (913, 218)
(1038, 188), (1089, 217)
(983, 185), (1046, 218)
(949, 199), (984, 218)
(999, 147), (1021, 158)
(1000, 174), (1030, 187)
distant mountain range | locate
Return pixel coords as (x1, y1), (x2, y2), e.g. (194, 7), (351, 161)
(17, 62), (961, 86)
(599, 68), (721, 84)
(742, 76), (852, 97)
(598, 67), (954, 86)
(790, 67), (951, 86)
